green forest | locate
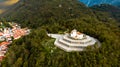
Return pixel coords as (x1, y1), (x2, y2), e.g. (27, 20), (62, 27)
(0, 0), (120, 67)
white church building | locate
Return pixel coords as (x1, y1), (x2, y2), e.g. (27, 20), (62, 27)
(48, 29), (99, 52)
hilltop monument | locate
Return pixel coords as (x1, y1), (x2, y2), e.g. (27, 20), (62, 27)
(48, 29), (100, 52)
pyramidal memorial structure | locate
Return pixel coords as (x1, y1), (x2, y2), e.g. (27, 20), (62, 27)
(48, 29), (100, 52)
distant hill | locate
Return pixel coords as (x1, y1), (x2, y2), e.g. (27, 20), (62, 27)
(91, 4), (120, 22)
(79, 0), (120, 7)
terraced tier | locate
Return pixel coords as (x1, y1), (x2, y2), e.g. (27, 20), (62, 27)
(63, 34), (92, 43)
(54, 38), (84, 52)
(54, 34), (96, 52)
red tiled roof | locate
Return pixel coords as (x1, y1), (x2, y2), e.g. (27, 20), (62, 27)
(0, 32), (3, 36)
(0, 56), (4, 62)
(0, 42), (10, 46)
(13, 29), (26, 39)
(77, 32), (82, 35)
(13, 34), (21, 39)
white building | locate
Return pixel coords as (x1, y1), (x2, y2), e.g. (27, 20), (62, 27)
(70, 29), (84, 39)
(48, 29), (99, 52)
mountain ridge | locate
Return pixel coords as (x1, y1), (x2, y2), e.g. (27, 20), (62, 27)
(79, 0), (120, 7)
(91, 4), (120, 23)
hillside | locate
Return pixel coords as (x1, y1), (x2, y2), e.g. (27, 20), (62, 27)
(3, 0), (96, 28)
(0, 0), (120, 67)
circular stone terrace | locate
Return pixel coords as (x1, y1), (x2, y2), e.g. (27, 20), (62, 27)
(47, 29), (101, 52)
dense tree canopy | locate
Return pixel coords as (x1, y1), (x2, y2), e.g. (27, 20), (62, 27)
(0, 0), (120, 67)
